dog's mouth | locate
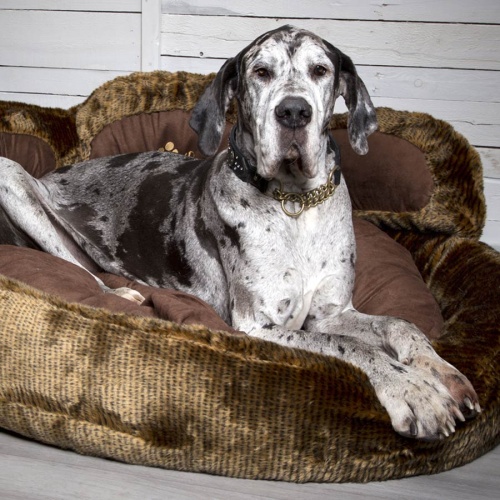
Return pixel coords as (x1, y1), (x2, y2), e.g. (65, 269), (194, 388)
(280, 142), (316, 179)
(284, 143), (301, 161)
(283, 148), (305, 173)
(254, 126), (326, 182)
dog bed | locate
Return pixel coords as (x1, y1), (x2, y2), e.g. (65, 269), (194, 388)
(0, 71), (498, 483)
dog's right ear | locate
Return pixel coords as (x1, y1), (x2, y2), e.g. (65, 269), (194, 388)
(189, 58), (239, 156)
(337, 52), (378, 156)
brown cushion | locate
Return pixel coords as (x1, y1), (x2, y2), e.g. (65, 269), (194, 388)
(90, 110), (231, 159)
(353, 218), (443, 340)
(0, 132), (56, 178)
(0, 245), (235, 334)
(0, 218), (443, 340)
(332, 130), (434, 212)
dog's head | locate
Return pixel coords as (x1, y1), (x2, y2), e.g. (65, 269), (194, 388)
(190, 25), (377, 181)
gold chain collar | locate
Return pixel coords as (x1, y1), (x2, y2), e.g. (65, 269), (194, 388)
(272, 166), (341, 218)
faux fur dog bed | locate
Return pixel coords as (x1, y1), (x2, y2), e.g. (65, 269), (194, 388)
(0, 71), (498, 483)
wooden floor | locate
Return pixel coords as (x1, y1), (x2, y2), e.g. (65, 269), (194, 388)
(0, 431), (498, 499)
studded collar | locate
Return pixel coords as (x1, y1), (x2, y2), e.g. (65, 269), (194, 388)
(227, 128), (270, 193)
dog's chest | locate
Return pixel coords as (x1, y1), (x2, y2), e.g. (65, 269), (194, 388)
(246, 208), (326, 267)
(217, 188), (353, 330)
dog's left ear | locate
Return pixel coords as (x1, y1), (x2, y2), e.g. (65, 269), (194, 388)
(189, 58), (239, 156)
(336, 51), (378, 155)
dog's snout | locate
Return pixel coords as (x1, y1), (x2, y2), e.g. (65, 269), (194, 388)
(275, 97), (312, 129)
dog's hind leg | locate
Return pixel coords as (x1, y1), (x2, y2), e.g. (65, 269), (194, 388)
(0, 157), (144, 304)
(0, 158), (84, 263)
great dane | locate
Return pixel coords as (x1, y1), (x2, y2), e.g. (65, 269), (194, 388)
(0, 25), (480, 439)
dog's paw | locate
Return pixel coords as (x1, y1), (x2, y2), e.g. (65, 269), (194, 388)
(411, 355), (481, 420)
(109, 287), (146, 305)
(371, 318), (480, 438)
(376, 365), (467, 440)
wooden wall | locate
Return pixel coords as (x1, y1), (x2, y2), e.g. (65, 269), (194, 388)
(0, 0), (160, 107)
(0, 0), (499, 248)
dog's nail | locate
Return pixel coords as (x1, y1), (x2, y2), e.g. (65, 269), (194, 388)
(475, 403), (482, 413)
(409, 422), (418, 437)
(447, 421), (455, 434)
(454, 407), (466, 422)
(464, 397), (474, 410)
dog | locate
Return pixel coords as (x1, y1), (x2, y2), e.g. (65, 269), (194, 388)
(0, 25), (480, 440)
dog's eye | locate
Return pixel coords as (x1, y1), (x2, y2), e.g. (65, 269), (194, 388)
(313, 65), (328, 77)
(255, 67), (271, 79)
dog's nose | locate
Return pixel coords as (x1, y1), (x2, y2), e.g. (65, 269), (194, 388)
(275, 97), (312, 129)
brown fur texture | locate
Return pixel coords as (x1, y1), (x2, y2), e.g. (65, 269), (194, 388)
(76, 71), (217, 159)
(0, 100), (80, 167)
(0, 71), (498, 482)
(331, 109), (486, 240)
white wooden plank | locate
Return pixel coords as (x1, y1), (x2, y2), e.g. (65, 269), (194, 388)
(478, 148), (500, 179)
(161, 0), (500, 24)
(0, 67), (130, 97)
(1, 0), (141, 11)
(0, 11), (141, 71)
(161, 55), (222, 73)
(161, 16), (500, 70)
(0, 92), (84, 109)
(170, 57), (496, 107)
(141, 0), (162, 71)
(482, 178), (500, 250)
(356, 67), (500, 104)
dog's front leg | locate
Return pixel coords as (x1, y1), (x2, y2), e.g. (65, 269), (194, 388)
(306, 307), (480, 438)
(308, 307), (480, 416)
(247, 322), (476, 440)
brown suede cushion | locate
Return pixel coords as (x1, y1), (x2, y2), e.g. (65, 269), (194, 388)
(90, 110), (231, 159)
(0, 218), (443, 340)
(353, 218), (443, 340)
(0, 245), (235, 334)
(0, 132), (56, 178)
(332, 130), (434, 212)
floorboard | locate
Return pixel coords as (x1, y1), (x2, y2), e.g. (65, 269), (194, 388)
(0, 431), (498, 499)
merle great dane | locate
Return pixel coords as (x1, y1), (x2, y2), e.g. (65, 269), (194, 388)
(0, 25), (480, 439)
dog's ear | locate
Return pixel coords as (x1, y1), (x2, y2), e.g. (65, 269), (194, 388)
(337, 52), (378, 155)
(189, 58), (239, 156)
